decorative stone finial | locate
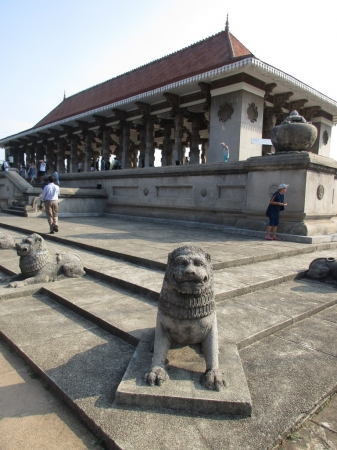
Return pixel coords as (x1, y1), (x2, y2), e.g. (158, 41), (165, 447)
(225, 14), (229, 32)
(63, 91), (66, 100)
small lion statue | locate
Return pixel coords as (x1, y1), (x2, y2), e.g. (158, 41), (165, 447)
(2, 233), (85, 288)
(145, 245), (225, 391)
(0, 233), (15, 249)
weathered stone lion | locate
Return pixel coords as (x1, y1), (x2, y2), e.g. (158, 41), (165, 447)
(145, 245), (225, 391)
(0, 233), (15, 249)
(3, 233), (85, 288)
(306, 257), (337, 284)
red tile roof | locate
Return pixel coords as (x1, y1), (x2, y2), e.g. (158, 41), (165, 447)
(34, 30), (254, 129)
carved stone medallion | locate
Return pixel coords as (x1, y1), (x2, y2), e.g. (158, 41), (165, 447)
(247, 103), (258, 123)
(143, 188), (149, 196)
(317, 185), (324, 200)
(323, 130), (329, 145)
(201, 189), (207, 197)
(218, 102), (234, 123)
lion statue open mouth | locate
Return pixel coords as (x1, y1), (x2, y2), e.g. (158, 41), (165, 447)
(2, 233), (85, 288)
(145, 245), (225, 391)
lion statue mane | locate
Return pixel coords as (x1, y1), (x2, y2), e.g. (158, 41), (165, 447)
(3, 233), (85, 288)
(145, 245), (225, 391)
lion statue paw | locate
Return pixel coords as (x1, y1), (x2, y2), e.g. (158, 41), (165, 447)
(144, 366), (167, 386)
(200, 369), (226, 391)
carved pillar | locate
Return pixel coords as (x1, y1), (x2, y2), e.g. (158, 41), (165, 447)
(57, 139), (66, 174)
(28, 146), (36, 163)
(161, 120), (173, 166)
(189, 115), (202, 164)
(69, 135), (78, 173)
(129, 142), (138, 168)
(36, 144), (45, 164)
(172, 111), (184, 165)
(84, 131), (94, 172)
(46, 142), (55, 174)
(201, 141), (208, 164)
(138, 126), (146, 167)
(121, 122), (131, 169)
(102, 127), (111, 168)
(145, 117), (155, 167)
(11, 147), (20, 168)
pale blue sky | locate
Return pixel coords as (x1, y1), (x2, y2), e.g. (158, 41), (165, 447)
(1, 0), (337, 160)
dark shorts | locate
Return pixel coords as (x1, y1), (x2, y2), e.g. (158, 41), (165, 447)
(268, 216), (279, 226)
(38, 171), (46, 177)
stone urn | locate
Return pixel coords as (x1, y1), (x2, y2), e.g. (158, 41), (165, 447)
(270, 110), (317, 152)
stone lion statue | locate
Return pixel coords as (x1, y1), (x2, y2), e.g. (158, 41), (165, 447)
(145, 245), (225, 391)
(306, 257), (337, 283)
(0, 233), (15, 249)
(2, 233), (85, 288)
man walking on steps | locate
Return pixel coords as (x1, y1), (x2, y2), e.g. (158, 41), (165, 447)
(39, 175), (60, 234)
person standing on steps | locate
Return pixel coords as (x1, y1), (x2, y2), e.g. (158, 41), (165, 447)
(39, 175), (60, 234)
(265, 183), (289, 241)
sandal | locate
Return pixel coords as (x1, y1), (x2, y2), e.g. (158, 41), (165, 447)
(265, 236), (272, 240)
(273, 237), (281, 241)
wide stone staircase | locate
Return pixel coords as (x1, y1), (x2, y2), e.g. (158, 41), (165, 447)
(1, 215), (337, 450)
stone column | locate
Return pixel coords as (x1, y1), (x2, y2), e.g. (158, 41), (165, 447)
(84, 131), (94, 172)
(201, 141), (208, 164)
(121, 122), (131, 169)
(57, 139), (66, 174)
(161, 120), (173, 166)
(102, 127), (111, 168)
(138, 126), (146, 168)
(190, 115), (202, 164)
(69, 135), (78, 173)
(46, 142), (55, 174)
(172, 111), (184, 165)
(36, 144), (45, 164)
(11, 147), (20, 169)
(145, 117), (154, 167)
(28, 146), (36, 164)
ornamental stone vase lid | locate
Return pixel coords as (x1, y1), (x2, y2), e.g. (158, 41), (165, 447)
(270, 110), (317, 152)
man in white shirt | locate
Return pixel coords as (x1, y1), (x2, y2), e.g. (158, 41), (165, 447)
(3, 159), (10, 171)
(40, 175), (60, 234)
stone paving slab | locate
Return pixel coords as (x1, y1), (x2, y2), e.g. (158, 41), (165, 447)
(0, 339), (103, 450)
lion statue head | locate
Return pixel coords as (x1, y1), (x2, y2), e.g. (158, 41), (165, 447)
(16, 233), (50, 275)
(159, 245), (215, 320)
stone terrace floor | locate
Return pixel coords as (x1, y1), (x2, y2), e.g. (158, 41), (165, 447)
(1, 213), (337, 450)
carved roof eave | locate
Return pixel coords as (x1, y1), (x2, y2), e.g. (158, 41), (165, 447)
(1, 57), (337, 146)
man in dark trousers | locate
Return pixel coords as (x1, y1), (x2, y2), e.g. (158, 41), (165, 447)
(39, 175), (60, 234)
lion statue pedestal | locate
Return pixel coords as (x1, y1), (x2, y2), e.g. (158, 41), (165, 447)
(115, 245), (252, 416)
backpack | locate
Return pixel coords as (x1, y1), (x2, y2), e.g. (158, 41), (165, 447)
(1, 162), (6, 171)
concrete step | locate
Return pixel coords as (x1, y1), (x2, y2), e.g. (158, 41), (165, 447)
(1, 208), (26, 217)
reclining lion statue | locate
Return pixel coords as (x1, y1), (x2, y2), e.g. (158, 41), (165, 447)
(2, 233), (85, 288)
(306, 257), (337, 284)
(145, 245), (225, 391)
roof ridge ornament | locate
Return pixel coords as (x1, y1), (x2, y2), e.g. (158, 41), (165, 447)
(225, 14), (229, 32)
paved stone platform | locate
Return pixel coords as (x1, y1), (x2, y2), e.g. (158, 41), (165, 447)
(1, 214), (337, 449)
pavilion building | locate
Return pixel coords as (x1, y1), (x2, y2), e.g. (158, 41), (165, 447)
(1, 18), (337, 173)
